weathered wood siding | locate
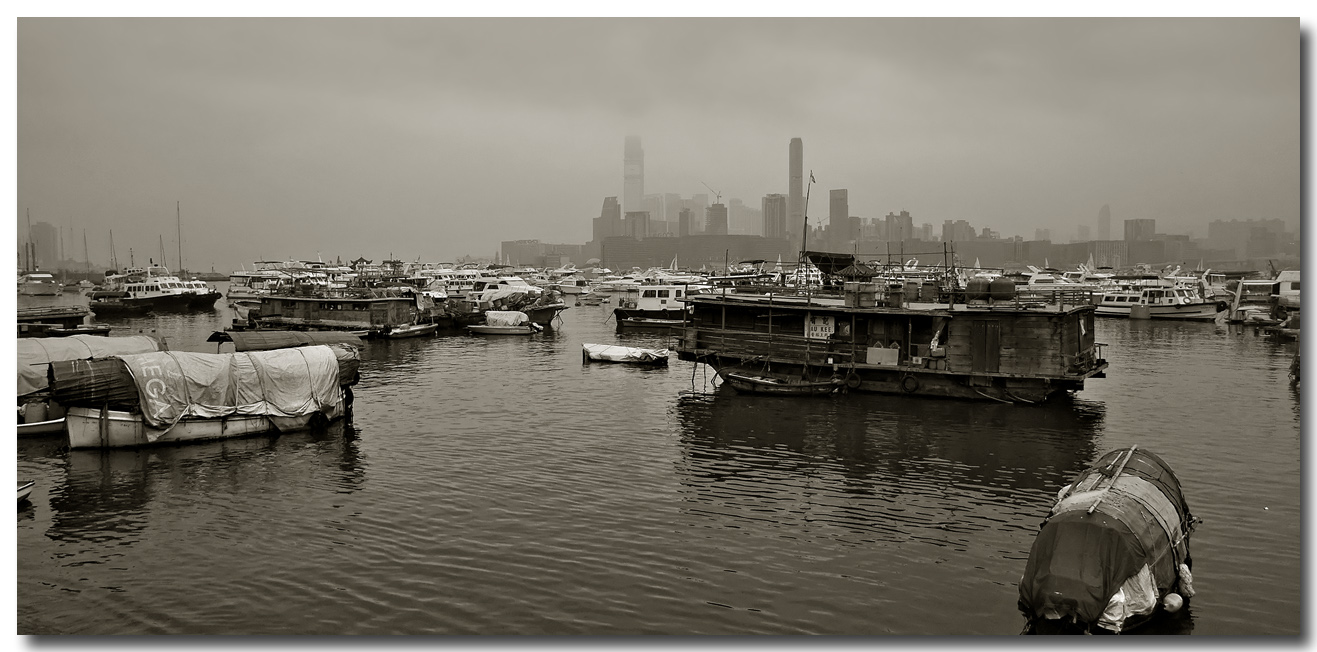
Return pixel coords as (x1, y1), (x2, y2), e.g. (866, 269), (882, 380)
(945, 313), (1067, 376)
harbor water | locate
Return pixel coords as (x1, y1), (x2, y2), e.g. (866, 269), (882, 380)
(15, 286), (1302, 634)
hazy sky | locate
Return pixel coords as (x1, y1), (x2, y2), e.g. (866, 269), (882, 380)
(15, 18), (1300, 270)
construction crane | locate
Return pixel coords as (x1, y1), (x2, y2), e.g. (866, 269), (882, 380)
(700, 181), (722, 205)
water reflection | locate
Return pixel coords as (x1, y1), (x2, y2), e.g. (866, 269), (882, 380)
(48, 422), (364, 545)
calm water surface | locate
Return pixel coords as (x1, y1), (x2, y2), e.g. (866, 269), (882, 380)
(15, 286), (1302, 634)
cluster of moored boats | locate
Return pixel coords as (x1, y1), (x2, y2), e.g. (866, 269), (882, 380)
(19, 252), (1297, 635)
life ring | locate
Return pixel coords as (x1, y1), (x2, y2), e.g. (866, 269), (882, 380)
(900, 374), (920, 393)
(845, 372), (862, 389)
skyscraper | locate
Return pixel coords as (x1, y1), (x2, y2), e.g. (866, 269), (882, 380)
(788, 138), (803, 242)
(678, 208), (693, 237)
(623, 136), (644, 214)
(1097, 204), (1111, 240)
(762, 194), (788, 240)
(1124, 219), (1156, 242)
(592, 196), (622, 242)
(705, 203), (729, 235)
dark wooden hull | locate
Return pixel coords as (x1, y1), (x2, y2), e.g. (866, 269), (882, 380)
(722, 372), (839, 396)
(89, 301), (155, 317)
(616, 317), (684, 334)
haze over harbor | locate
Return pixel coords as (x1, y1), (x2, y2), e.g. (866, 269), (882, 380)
(16, 18), (1298, 271)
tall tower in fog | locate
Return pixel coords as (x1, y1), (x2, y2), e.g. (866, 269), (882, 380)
(623, 136), (644, 214)
(788, 138), (803, 242)
(1097, 204), (1111, 241)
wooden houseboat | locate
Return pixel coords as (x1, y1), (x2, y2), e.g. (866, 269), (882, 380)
(675, 283), (1107, 403)
(244, 291), (438, 338)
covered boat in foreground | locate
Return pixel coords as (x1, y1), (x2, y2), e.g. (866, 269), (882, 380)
(468, 311), (542, 335)
(57, 345), (359, 448)
(1018, 446), (1200, 634)
(581, 343), (669, 365)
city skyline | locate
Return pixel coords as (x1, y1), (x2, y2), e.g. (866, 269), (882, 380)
(15, 18), (1301, 269)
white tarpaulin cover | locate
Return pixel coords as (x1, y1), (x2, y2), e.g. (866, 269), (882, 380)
(583, 343), (669, 363)
(485, 311), (530, 327)
(17, 335), (159, 397)
(118, 345), (342, 430)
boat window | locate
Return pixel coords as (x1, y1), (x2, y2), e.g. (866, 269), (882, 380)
(657, 290), (670, 298)
(642, 290), (657, 298)
(675, 290), (683, 297)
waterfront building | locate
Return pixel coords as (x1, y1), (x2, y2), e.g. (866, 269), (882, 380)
(705, 204), (729, 236)
(624, 136), (644, 214)
(788, 138), (803, 245)
(678, 208), (693, 238)
(643, 194), (666, 235)
(762, 194), (788, 240)
(1207, 218), (1288, 259)
(1124, 219), (1156, 242)
(600, 234), (796, 271)
(1098, 204), (1111, 241)
(1035, 228), (1051, 242)
(625, 211), (651, 239)
(663, 192), (682, 235)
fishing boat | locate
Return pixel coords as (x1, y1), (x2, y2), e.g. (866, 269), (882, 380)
(18, 481), (34, 504)
(581, 343), (669, 365)
(99, 265), (204, 311)
(88, 291), (155, 317)
(18, 323), (113, 338)
(468, 311), (541, 335)
(58, 345), (358, 448)
(18, 272), (61, 296)
(1018, 446), (1200, 634)
(719, 370), (841, 396)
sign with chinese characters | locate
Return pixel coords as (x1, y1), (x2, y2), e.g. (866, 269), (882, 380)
(805, 313), (835, 340)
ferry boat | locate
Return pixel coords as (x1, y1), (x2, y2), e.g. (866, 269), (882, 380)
(675, 276), (1107, 403)
(18, 272), (61, 296)
(1094, 287), (1225, 320)
(101, 265), (219, 310)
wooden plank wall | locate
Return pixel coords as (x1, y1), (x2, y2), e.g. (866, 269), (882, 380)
(945, 314), (1066, 375)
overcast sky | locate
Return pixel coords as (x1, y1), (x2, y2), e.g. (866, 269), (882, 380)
(15, 18), (1300, 270)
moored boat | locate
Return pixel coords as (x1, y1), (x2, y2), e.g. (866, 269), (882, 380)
(582, 343), (669, 365)
(468, 311), (541, 335)
(719, 370), (841, 396)
(1095, 287), (1225, 320)
(676, 259), (1108, 403)
(16, 334), (161, 438)
(1018, 446), (1200, 634)
(88, 291), (155, 317)
(18, 481), (34, 504)
(18, 272), (61, 296)
(58, 344), (358, 448)
(383, 322), (439, 338)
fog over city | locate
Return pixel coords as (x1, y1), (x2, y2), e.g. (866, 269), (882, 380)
(15, 18), (1299, 271)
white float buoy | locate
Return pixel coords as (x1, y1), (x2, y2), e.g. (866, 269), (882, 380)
(1163, 593), (1184, 613)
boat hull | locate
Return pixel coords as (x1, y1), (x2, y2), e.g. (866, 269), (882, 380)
(722, 372), (839, 396)
(468, 325), (537, 335)
(615, 317), (684, 333)
(66, 401), (345, 449)
(18, 481), (34, 503)
(385, 323), (438, 338)
(1096, 302), (1224, 320)
(17, 418), (66, 437)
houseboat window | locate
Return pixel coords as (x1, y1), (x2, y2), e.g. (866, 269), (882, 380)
(642, 290), (657, 298)
(675, 290), (683, 297)
(1291, 282), (1301, 290)
(657, 290), (670, 298)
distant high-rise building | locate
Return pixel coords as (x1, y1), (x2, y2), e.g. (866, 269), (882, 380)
(663, 192), (682, 235)
(687, 194), (709, 234)
(762, 194), (788, 239)
(1034, 228), (1051, 242)
(829, 189), (848, 228)
(788, 138), (803, 243)
(623, 136), (644, 214)
(678, 208), (693, 237)
(30, 221), (57, 270)
(592, 196), (622, 242)
(1077, 224), (1091, 242)
(1124, 218), (1156, 242)
(885, 210), (914, 243)
(624, 211), (651, 238)
(643, 194), (665, 235)
(942, 219), (975, 243)
(1097, 204), (1111, 240)
(705, 204), (729, 236)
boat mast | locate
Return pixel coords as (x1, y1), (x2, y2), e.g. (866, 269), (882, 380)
(83, 229), (89, 277)
(159, 235), (166, 270)
(176, 201), (183, 276)
(799, 171), (813, 287)
(109, 229), (118, 271)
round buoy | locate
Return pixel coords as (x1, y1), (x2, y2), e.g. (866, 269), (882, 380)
(1162, 593), (1184, 613)
(845, 372), (862, 389)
